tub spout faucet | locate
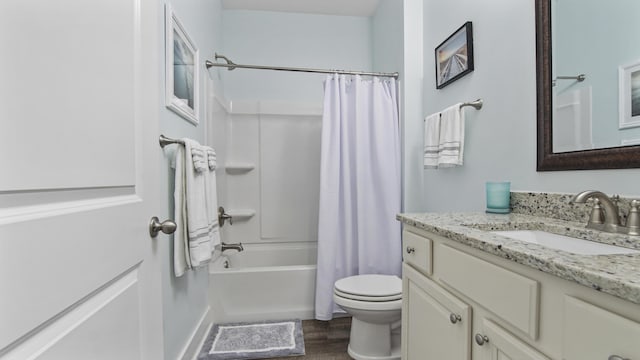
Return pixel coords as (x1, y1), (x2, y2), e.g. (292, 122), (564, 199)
(221, 242), (244, 252)
(571, 190), (621, 233)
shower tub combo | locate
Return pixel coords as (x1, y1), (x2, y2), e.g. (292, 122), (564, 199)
(208, 242), (317, 323)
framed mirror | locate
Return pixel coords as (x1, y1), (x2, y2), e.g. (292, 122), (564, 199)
(536, 0), (640, 171)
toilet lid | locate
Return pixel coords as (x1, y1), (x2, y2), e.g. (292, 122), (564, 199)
(334, 274), (402, 298)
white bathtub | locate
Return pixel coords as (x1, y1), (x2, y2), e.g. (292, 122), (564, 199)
(208, 242), (317, 323)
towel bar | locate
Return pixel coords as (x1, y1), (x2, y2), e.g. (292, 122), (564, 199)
(159, 134), (184, 148)
(424, 99), (483, 121)
(461, 99), (483, 110)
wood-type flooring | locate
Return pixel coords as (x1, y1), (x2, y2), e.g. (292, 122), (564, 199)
(269, 317), (352, 360)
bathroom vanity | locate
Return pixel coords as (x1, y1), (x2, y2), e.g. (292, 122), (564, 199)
(398, 208), (640, 360)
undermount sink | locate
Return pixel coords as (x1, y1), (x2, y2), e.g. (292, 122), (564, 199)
(491, 230), (640, 255)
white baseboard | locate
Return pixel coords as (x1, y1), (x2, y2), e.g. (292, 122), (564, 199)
(177, 306), (212, 360)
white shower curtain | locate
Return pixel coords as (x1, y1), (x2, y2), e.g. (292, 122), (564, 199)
(315, 75), (402, 321)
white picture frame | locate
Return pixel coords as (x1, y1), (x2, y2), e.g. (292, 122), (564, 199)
(618, 59), (640, 129)
(165, 4), (199, 125)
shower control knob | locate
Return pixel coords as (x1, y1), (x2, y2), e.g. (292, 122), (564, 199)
(406, 246), (415, 254)
(149, 217), (177, 237)
(449, 313), (462, 324)
(608, 356), (629, 360)
(475, 333), (489, 346)
(218, 206), (233, 227)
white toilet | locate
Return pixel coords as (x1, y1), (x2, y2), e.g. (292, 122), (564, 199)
(333, 274), (402, 360)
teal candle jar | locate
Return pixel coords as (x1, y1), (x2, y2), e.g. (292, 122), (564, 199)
(486, 181), (511, 213)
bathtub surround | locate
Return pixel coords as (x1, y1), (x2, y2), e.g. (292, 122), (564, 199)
(209, 243), (317, 324)
(315, 75), (402, 321)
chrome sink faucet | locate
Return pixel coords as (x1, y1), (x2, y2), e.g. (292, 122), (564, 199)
(571, 190), (639, 235)
(571, 191), (621, 232)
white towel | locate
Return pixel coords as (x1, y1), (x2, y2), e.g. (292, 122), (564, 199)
(173, 139), (219, 276)
(203, 145), (221, 251)
(190, 146), (207, 172)
(205, 147), (217, 170)
(437, 103), (465, 167)
(184, 140), (217, 266)
(423, 112), (441, 169)
(173, 145), (191, 277)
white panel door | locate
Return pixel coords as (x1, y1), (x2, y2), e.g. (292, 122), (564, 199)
(0, 1), (162, 359)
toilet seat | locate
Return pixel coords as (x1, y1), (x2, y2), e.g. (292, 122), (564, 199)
(334, 293), (402, 311)
(334, 274), (402, 297)
(334, 288), (402, 302)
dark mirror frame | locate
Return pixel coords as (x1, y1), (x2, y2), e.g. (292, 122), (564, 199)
(536, 0), (640, 171)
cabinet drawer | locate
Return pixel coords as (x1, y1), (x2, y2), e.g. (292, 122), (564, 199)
(436, 245), (539, 339)
(402, 230), (433, 275)
(563, 296), (640, 360)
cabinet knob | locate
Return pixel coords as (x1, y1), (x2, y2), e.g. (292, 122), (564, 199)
(406, 246), (415, 254)
(475, 333), (489, 346)
(608, 356), (629, 360)
(449, 313), (462, 324)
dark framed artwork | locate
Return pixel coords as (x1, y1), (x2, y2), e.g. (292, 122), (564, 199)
(435, 22), (474, 89)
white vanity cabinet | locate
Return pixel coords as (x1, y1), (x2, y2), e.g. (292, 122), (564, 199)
(562, 296), (640, 360)
(476, 319), (550, 360)
(401, 226), (640, 360)
(402, 263), (471, 360)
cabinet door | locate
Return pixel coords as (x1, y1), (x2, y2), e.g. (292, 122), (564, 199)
(563, 296), (640, 360)
(476, 319), (550, 360)
(402, 264), (471, 360)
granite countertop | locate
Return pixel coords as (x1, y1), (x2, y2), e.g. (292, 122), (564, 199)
(397, 212), (640, 305)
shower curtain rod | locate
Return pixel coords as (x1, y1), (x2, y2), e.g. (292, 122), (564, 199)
(205, 53), (400, 79)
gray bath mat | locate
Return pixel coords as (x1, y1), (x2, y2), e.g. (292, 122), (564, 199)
(198, 319), (305, 360)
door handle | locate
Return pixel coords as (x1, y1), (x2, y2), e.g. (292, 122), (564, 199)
(149, 217), (177, 237)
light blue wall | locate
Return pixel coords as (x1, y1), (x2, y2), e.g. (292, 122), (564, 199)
(554, 0), (640, 147)
(221, 10), (373, 104)
(157, 1), (223, 359)
(373, 0), (428, 213)
(417, 0), (640, 213)
(372, 0), (403, 74)
(400, 0), (425, 212)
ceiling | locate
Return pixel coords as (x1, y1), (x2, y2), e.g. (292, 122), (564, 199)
(221, 0), (381, 17)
